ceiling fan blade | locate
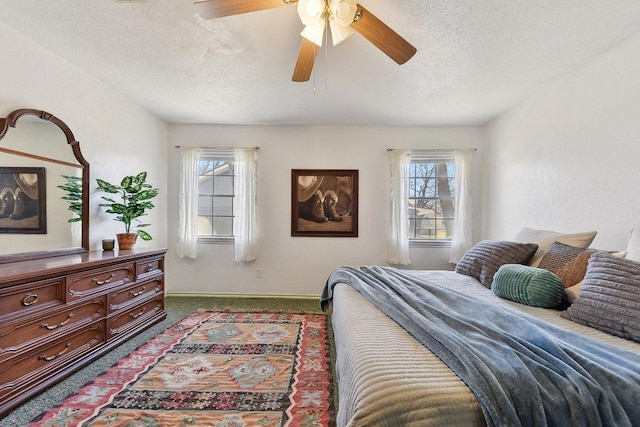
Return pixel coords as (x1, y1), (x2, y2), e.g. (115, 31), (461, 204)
(292, 38), (319, 82)
(351, 4), (417, 65)
(194, 0), (294, 20)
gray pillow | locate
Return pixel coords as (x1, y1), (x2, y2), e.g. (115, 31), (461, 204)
(455, 240), (539, 288)
(561, 252), (640, 343)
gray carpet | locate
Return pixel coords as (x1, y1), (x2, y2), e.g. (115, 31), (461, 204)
(1, 296), (324, 427)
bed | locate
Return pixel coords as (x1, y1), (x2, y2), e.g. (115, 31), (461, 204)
(321, 231), (640, 427)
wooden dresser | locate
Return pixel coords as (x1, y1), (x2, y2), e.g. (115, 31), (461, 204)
(0, 248), (167, 417)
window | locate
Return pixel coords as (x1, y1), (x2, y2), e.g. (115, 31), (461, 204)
(197, 154), (235, 238)
(408, 158), (456, 240)
(178, 146), (257, 260)
(388, 148), (472, 265)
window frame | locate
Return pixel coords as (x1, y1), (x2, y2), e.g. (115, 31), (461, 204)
(407, 154), (456, 247)
(196, 152), (236, 244)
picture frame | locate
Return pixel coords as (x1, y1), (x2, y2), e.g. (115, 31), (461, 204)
(291, 169), (358, 237)
(0, 167), (47, 234)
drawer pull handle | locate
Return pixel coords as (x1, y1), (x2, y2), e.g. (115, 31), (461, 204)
(42, 313), (74, 330)
(129, 286), (146, 297)
(22, 293), (39, 306)
(92, 273), (115, 285)
(129, 307), (146, 319)
(39, 341), (71, 361)
(147, 264), (154, 272)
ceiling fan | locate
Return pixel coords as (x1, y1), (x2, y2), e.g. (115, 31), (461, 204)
(193, 0), (417, 82)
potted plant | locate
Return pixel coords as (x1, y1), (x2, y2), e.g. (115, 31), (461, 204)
(96, 171), (159, 250)
(58, 174), (83, 223)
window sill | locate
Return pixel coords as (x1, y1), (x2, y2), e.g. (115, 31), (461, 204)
(198, 236), (234, 245)
(409, 239), (452, 248)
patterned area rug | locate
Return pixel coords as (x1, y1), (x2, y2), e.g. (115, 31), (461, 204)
(29, 311), (333, 427)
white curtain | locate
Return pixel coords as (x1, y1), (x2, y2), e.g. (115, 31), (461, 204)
(233, 148), (258, 262)
(387, 149), (411, 265)
(450, 148), (474, 264)
(177, 147), (200, 259)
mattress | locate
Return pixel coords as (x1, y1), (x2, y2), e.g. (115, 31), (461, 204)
(329, 270), (640, 427)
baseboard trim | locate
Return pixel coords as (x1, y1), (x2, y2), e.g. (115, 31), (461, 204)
(165, 291), (320, 300)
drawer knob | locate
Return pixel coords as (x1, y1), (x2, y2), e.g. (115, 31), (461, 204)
(129, 286), (146, 297)
(147, 264), (154, 272)
(41, 313), (74, 330)
(92, 273), (115, 285)
(38, 341), (71, 361)
(21, 293), (39, 306)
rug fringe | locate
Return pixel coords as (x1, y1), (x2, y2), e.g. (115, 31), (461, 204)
(196, 307), (324, 315)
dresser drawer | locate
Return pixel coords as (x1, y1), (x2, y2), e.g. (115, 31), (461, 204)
(108, 276), (163, 313)
(0, 322), (106, 402)
(67, 262), (135, 300)
(0, 277), (64, 321)
(108, 295), (164, 340)
(0, 298), (106, 352)
(136, 256), (163, 280)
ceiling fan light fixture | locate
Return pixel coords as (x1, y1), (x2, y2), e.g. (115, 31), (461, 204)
(330, 0), (357, 26)
(297, 0), (325, 25)
(329, 20), (355, 46)
(301, 22), (326, 46)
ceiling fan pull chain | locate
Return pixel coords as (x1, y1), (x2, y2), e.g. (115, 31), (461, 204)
(325, 12), (329, 90)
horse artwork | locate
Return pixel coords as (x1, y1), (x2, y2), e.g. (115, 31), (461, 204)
(291, 169), (358, 237)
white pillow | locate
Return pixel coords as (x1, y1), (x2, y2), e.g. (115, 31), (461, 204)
(512, 227), (597, 267)
(625, 228), (640, 262)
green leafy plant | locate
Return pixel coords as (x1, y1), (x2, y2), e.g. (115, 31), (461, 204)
(57, 175), (83, 223)
(96, 171), (159, 241)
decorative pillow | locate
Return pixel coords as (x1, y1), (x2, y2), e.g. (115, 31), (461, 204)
(561, 252), (640, 343)
(492, 264), (565, 308)
(537, 242), (597, 288)
(512, 227), (597, 267)
(625, 228), (640, 262)
(455, 240), (538, 288)
(563, 251), (626, 304)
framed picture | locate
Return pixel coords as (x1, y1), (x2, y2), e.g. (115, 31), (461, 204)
(0, 167), (46, 234)
(291, 169), (358, 237)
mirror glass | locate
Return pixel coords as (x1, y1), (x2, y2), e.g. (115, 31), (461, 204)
(0, 109), (89, 262)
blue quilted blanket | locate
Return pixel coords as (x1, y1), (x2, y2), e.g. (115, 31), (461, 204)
(322, 266), (640, 427)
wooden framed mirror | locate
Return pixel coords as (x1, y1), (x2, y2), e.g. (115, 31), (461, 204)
(0, 109), (89, 263)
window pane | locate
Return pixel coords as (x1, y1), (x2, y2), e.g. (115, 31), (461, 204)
(216, 162), (234, 176)
(199, 176), (214, 195)
(213, 217), (233, 236)
(197, 216), (213, 236)
(213, 196), (233, 216)
(214, 175), (233, 196)
(198, 196), (212, 216)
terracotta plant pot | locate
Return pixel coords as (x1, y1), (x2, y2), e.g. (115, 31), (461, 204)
(116, 233), (138, 250)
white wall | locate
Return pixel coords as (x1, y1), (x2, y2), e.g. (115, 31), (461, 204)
(485, 32), (640, 251)
(166, 125), (485, 297)
(0, 23), (168, 252)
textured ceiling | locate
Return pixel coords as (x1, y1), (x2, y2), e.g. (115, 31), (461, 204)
(1, 1), (640, 125)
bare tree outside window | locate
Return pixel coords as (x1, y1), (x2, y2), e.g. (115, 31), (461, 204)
(408, 160), (455, 239)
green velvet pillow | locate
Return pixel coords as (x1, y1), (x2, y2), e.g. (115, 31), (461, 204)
(492, 264), (565, 308)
